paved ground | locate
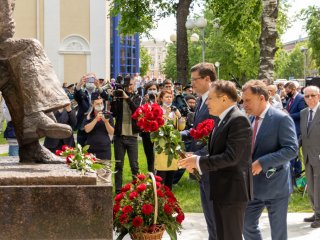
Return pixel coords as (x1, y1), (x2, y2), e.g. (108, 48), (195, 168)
(1, 145), (319, 239)
(117, 213), (320, 239)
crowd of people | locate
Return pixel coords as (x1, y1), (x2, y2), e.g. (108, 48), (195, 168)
(1, 62), (319, 239)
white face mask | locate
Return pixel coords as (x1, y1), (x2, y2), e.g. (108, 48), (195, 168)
(147, 90), (157, 95)
(163, 102), (172, 108)
(94, 105), (104, 112)
(86, 83), (95, 91)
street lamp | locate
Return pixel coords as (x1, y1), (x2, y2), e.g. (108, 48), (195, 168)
(300, 46), (308, 80)
(186, 17), (207, 63)
(215, 61), (220, 79)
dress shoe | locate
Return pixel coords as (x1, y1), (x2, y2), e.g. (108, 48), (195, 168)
(23, 111), (72, 143)
(304, 214), (315, 222)
(311, 219), (320, 228)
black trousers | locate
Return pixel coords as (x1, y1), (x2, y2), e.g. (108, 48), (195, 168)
(156, 171), (174, 190)
(141, 132), (155, 173)
(114, 135), (139, 193)
(213, 202), (247, 240)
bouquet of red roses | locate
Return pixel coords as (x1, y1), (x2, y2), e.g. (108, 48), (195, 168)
(190, 119), (215, 144)
(55, 144), (104, 174)
(113, 173), (184, 240)
(132, 103), (165, 132)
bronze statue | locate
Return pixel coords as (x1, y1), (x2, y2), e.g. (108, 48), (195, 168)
(0, 0), (72, 162)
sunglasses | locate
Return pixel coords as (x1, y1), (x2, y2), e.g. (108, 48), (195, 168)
(304, 94), (317, 99)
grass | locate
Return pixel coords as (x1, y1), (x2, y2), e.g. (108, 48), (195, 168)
(114, 142), (312, 213)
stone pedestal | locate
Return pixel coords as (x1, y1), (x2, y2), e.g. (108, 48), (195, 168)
(0, 157), (113, 240)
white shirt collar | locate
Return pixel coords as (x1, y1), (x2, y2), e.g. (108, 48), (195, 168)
(258, 103), (271, 120)
(219, 104), (236, 124)
(292, 91), (299, 99)
(199, 90), (209, 109)
(310, 102), (320, 113)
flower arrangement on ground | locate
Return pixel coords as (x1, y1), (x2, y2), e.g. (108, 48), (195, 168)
(190, 118), (215, 144)
(132, 103), (184, 168)
(113, 173), (185, 240)
(55, 144), (105, 174)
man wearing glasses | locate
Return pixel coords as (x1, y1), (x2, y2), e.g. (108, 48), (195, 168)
(300, 85), (320, 228)
(242, 80), (298, 240)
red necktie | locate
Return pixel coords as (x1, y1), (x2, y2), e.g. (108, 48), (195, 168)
(251, 116), (260, 154)
(287, 98), (294, 111)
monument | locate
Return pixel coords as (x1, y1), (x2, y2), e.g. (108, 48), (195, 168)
(0, 1), (113, 239)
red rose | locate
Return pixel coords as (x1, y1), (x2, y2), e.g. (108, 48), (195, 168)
(131, 179), (138, 185)
(145, 111), (155, 120)
(149, 121), (159, 132)
(113, 204), (121, 214)
(143, 120), (152, 132)
(141, 204), (154, 215)
(164, 204), (173, 214)
(165, 190), (174, 198)
(114, 193), (125, 202)
(153, 107), (163, 118)
(137, 174), (146, 180)
(156, 182), (162, 189)
(129, 191), (138, 200)
(61, 145), (69, 151)
(121, 183), (131, 192)
(176, 212), (185, 224)
(167, 197), (177, 205)
(66, 154), (74, 164)
(55, 150), (62, 156)
(164, 186), (170, 191)
(156, 117), (165, 127)
(141, 104), (151, 112)
(155, 176), (163, 182)
(120, 213), (128, 224)
(132, 216), (143, 228)
(122, 205), (133, 213)
(157, 190), (165, 198)
(137, 118), (145, 128)
(137, 183), (147, 192)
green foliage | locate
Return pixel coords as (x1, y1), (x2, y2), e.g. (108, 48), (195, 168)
(162, 44), (177, 80)
(301, 6), (320, 71)
(140, 46), (152, 76)
(274, 44), (304, 79)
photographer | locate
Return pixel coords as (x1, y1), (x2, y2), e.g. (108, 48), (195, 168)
(84, 92), (114, 160)
(74, 73), (109, 146)
(140, 81), (159, 173)
(110, 76), (141, 194)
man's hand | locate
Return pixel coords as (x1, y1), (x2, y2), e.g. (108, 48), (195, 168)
(252, 160), (263, 176)
(178, 155), (198, 173)
(95, 112), (103, 121)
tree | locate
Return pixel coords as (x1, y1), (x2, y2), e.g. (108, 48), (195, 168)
(110, 0), (193, 85)
(301, 6), (320, 72)
(140, 46), (152, 76)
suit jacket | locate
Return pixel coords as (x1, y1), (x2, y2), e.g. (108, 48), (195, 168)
(300, 105), (320, 166)
(199, 106), (253, 203)
(252, 106), (298, 200)
(181, 97), (214, 155)
(286, 93), (306, 136)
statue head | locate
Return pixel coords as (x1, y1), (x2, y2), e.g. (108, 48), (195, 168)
(0, 0), (15, 42)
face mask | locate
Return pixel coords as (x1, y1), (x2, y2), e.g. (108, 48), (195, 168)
(163, 102), (172, 108)
(287, 91), (293, 98)
(94, 105), (104, 112)
(86, 83), (95, 91)
(147, 90), (157, 95)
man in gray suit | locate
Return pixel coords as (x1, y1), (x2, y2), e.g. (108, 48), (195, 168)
(300, 85), (320, 228)
(242, 80), (298, 240)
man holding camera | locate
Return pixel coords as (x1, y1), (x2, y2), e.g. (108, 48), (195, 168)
(111, 76), (141, 194)
(74, 73), (109, 146)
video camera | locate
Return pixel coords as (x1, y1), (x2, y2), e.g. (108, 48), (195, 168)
(173, 94), (191, 117)
(102, 111), (112, 119)
(114, 75), (131, 97)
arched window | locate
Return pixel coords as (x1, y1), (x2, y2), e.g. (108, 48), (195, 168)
(59, 35), (90, 55)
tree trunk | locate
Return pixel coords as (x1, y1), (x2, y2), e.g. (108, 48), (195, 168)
(259, 0), (279, 82)
(176, 0), (192, 86)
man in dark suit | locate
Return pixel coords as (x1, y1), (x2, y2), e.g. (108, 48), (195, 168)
(179, 80), (253, 240)
(242, 80), (298, 240)
(284, 81), (306, 178)
(180, 62), (217, 240)
(300, 85), (320, 228)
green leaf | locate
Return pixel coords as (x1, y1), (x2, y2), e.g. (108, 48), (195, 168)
(91, 163), (104, 170)
(82, 145), (90, 153)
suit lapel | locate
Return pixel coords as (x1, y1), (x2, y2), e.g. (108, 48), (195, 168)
(253, 107), (273, 155)
(308, 105), (320, 135)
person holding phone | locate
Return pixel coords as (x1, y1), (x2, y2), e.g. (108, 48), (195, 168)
(84, 92), (114, 160)
(74, 73), (109, 146)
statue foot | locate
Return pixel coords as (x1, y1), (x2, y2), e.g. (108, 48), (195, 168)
(19, 141), (62, 163)
(23, 111), (72, 143)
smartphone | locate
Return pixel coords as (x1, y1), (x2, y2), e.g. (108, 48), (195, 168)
(87, 77), (95, 83)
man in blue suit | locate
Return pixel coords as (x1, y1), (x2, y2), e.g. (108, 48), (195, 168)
(242, 80), (298, 240)
(284, 82), (306, 178)
(180, 62), (217, 240)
